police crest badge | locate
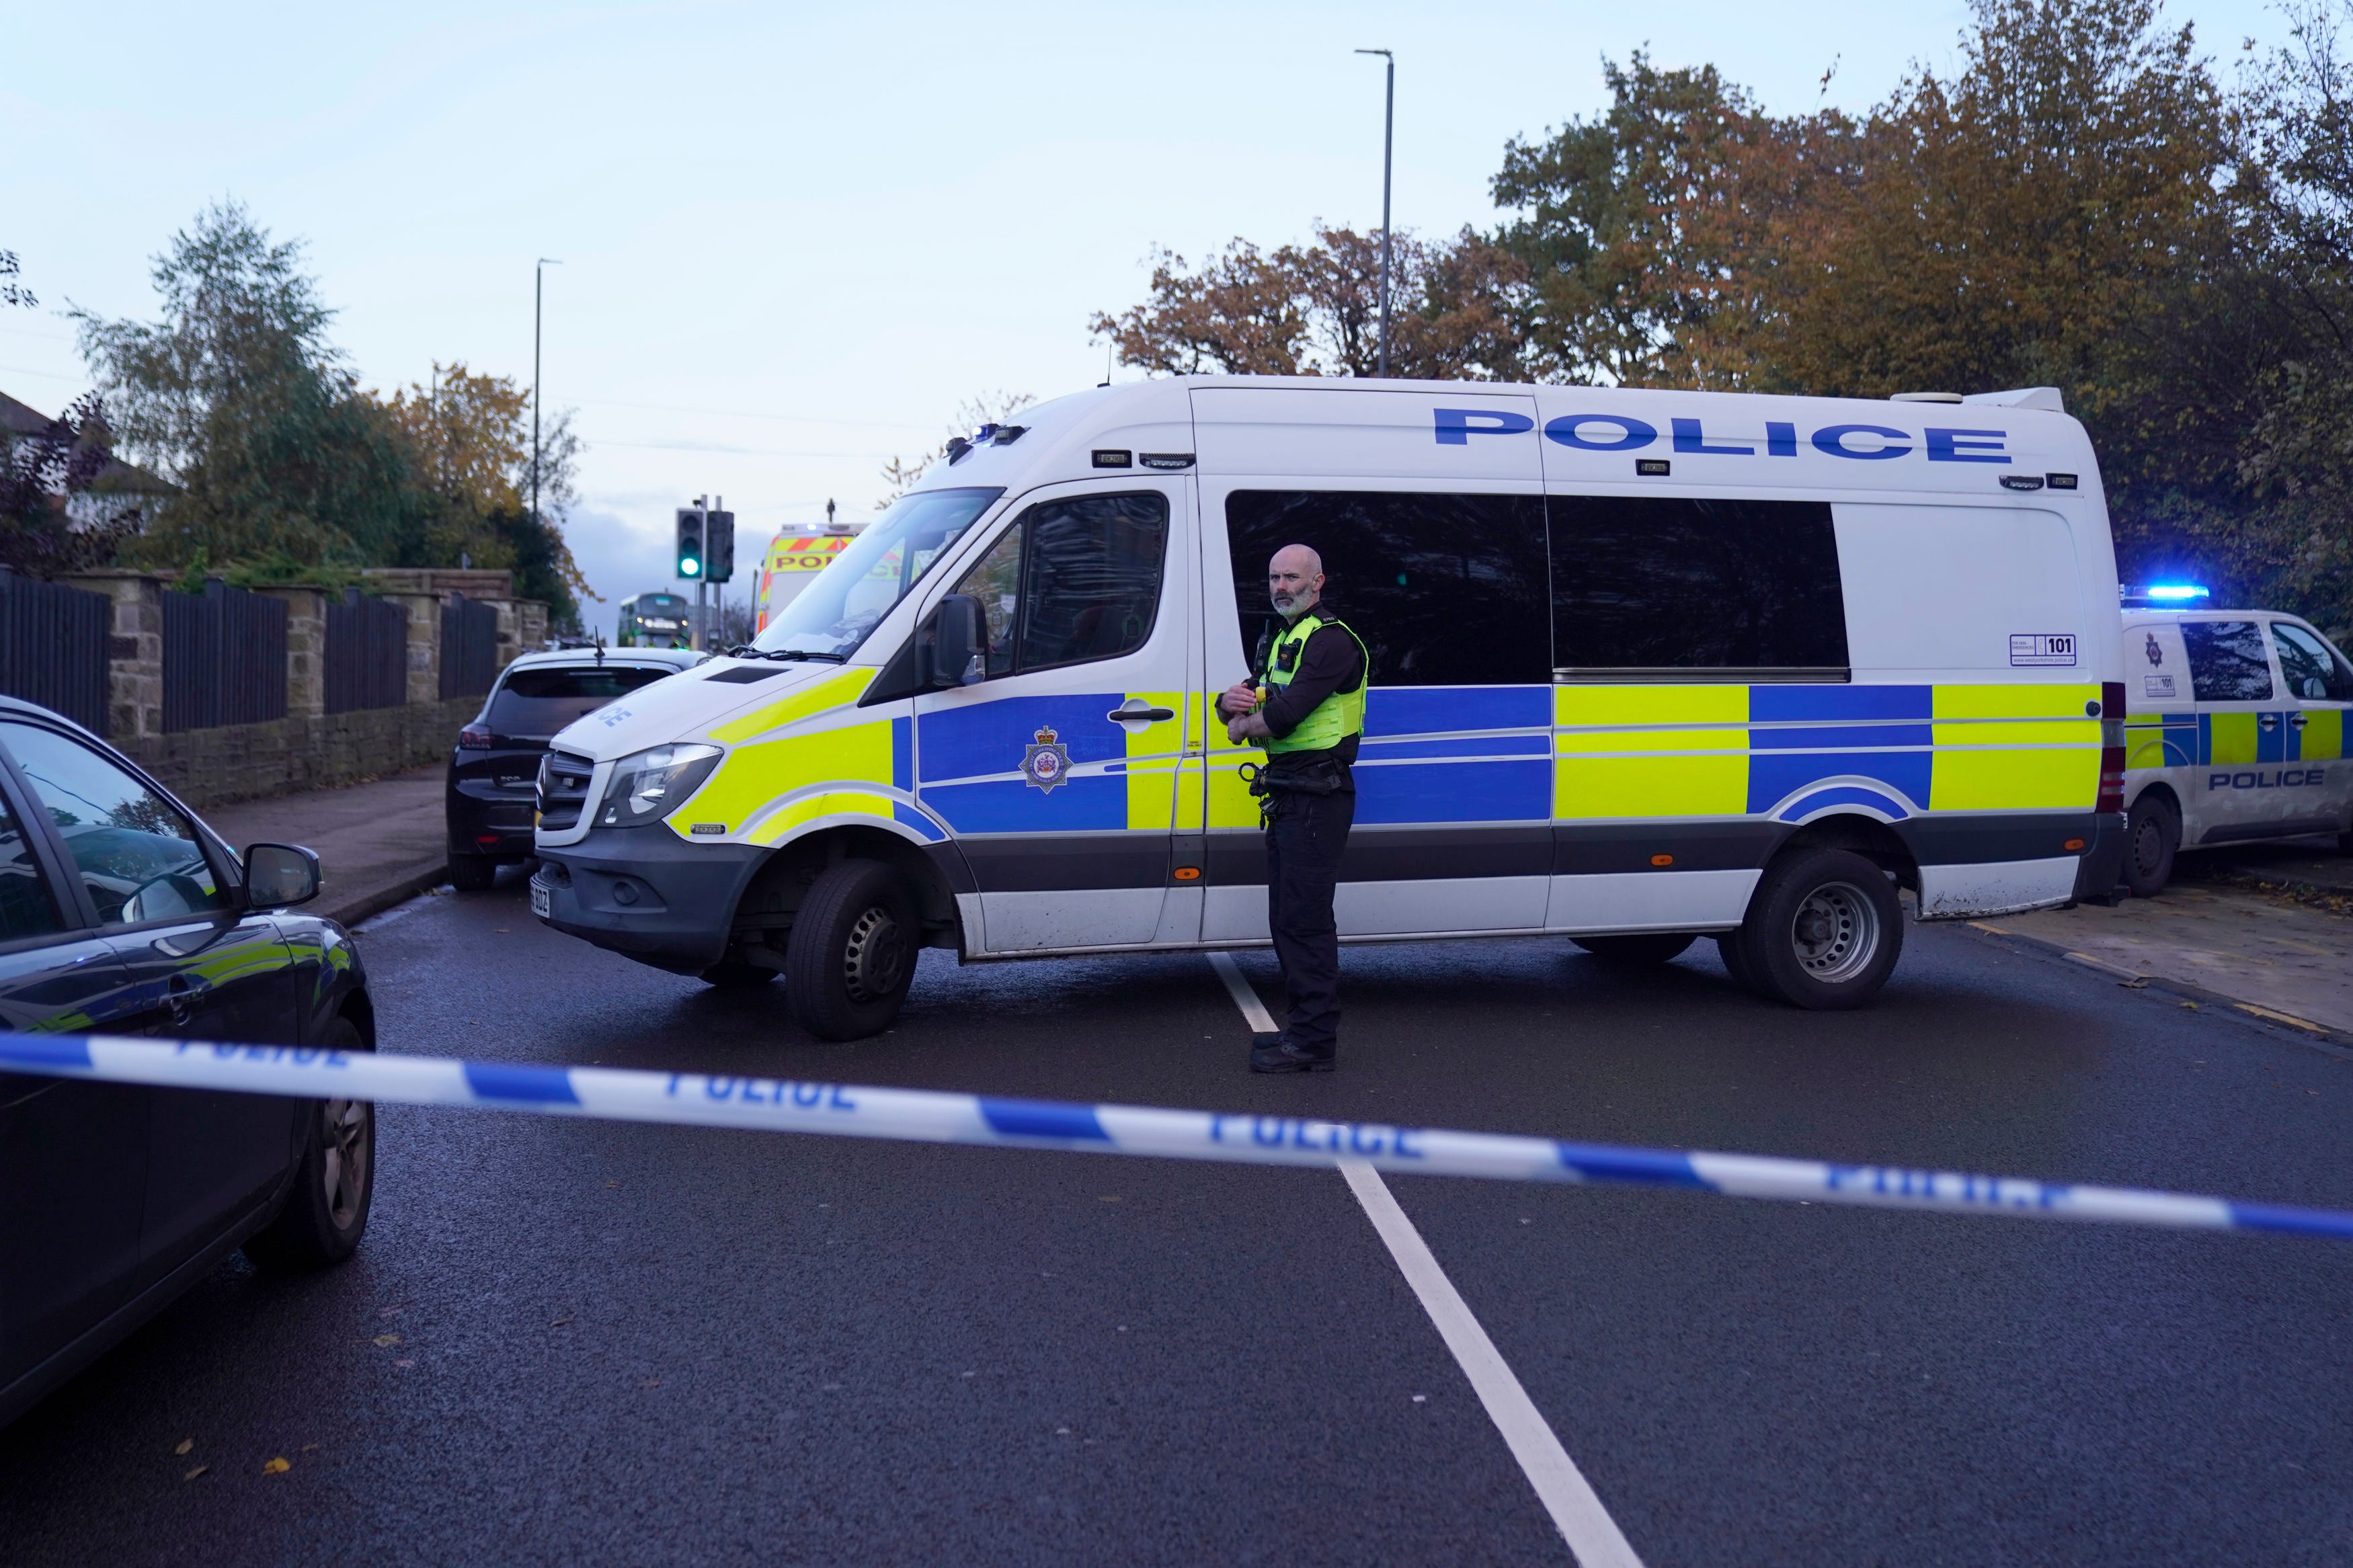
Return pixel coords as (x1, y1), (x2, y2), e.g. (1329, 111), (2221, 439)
(1021, 725), (1072, 793)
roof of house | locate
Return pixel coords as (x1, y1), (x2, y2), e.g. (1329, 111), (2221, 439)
(0, 388), (177, 496)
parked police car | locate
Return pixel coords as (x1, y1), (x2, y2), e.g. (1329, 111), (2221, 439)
(0, 696), (374, 1427)
(2118, 589), (2353, 895)
(531, 376), (2128, 1037)
(447, 645), (705, 890)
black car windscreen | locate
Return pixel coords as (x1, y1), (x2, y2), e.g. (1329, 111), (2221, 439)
(487, 667), (678, 737)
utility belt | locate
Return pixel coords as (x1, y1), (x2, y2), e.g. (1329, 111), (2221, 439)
(1238, 753), (1351, 823)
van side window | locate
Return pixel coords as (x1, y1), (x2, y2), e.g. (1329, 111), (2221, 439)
(2181, 620), (2274, 702)
(1224, 491), (1550, 686)
(2271, 621), (2353, 702)
(1548, 496), (1847, 679)
(949, 493), (1169, 679)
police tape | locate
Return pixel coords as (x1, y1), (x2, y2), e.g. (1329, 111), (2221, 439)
(2, 1031), (2349, 1241)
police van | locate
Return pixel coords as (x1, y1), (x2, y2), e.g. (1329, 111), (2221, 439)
(2117, 591), (2353, 895)
(530, 376), (2128, 1038)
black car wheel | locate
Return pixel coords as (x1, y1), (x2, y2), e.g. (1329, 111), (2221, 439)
(1732, 848), (1904, 1011)
(2122, 794), (2180, 898)
(448, 856), (497, 893)
(785, 859), (917, 1041)
(245, 1016), (374, 1270)
(1572, 933), (1696, 964)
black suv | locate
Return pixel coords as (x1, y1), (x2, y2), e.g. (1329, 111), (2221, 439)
(446, 647), (705, 891)
(0, 696), (375, 1427)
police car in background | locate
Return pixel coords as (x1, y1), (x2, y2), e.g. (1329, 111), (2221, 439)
(2117, 587), (2353, 895)
(529, 375), (2129, 1037)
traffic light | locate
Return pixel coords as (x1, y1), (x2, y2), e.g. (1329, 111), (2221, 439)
(674, 507), (705, 580)
(705, 510), (735, 584)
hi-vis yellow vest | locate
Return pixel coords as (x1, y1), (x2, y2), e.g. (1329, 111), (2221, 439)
(1257, 612), (1369, 755)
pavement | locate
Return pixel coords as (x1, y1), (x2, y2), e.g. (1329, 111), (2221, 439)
(198, 766), (453, 929)
(1, 882), (2350, 1565)
(1987, 839), (2353, 1041)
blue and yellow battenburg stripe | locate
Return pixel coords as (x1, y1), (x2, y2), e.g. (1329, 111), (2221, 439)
(2125, 708), (2348, 770)
(6, 1031), (2350, 1241)
(682, 676), (2102, 845)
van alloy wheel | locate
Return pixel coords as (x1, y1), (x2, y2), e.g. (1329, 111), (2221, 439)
(1789, 881), (1880, 983)
(841, 903), (908, 1004)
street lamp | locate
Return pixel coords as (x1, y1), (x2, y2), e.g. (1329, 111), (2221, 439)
(1354, 48), (1394, 378)
(533, 257), (563, 527)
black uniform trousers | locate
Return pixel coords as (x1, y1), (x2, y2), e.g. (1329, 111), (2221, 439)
(1263, 787), (1356, 1055)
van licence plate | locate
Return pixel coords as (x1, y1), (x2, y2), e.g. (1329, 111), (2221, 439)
(530, 880), (551, 920)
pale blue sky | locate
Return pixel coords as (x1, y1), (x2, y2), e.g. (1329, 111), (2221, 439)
(0, 0), (2299, 630)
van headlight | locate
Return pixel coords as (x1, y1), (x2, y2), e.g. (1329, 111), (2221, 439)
(596, 743), (723, 827)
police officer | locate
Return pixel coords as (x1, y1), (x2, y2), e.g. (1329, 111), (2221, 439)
(1218, 544), (1368, 1073)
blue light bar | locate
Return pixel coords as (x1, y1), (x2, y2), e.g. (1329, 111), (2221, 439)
(2144, 584), (2208, 601)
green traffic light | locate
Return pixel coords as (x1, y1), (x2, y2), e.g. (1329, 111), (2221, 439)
(681, 559), (701, 577)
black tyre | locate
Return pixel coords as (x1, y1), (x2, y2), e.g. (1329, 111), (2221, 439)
(785, 859), (918, 1040)
(700, 958), (777, 989)
(1714, 932), (1759, 993)
(245, 1016), (373, 1270)
(2122, 793), (2180, 898)
(1572, 933), (1696, 964)
(1732, 848), (1904, 1011)
(448, 855), (497, 892)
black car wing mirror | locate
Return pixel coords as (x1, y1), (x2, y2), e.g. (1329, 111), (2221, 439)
(245, 843), (323, 908)
(925, 594), (985, 689)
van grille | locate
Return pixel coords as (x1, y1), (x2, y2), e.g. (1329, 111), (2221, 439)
(537, 749), (596, 831)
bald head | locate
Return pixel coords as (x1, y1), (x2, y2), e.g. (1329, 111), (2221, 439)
(1268, 544), (1324, 620)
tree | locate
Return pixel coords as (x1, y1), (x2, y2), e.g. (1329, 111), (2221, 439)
(374, 362), (594, 628)
(1091, 225), (1541, 381)
(72, 200), (420, 573)
(0, 249), (31, 310)
(0, 394), (145, 575)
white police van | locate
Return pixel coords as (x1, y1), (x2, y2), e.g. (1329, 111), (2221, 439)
(530, 376), (2128, 1038)
(2118, 589), (2353, 894)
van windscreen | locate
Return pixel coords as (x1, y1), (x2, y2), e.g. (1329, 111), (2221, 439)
(1550, 496), (1848, 679)
(488, 666), (678, 737)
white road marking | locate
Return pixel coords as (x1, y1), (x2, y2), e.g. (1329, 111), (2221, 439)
(1204, 953), (1644, 1568)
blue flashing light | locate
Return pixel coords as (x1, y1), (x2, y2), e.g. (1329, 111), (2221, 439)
(2144, 584), (2208, 601)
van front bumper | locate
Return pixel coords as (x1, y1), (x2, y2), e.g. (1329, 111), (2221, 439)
(530, 830), (766, 976)
(2071, 810), (2129, 904)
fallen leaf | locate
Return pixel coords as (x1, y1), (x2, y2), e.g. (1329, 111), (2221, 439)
(1099, 1195), (1121, 1203)
(262, 1456), (290, 1475)
(604, 1180), (621, 1188)
(640, 1378), (661, 1389)
(301, 1444), (318, 1452)
(2181, 1001), (2200, 1010)
(549, 1317), (573, 1328)
(2118, 977), (2150, 989)
(173, 1438), (194, 1456)
(183, 1464), (208, 1481)
(372, 1334), (401, 1347)
(393, 1358), (413, 1368)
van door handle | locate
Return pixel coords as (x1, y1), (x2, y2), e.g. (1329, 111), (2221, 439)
(2258, 713), (2280, 729)
(2290, 712), (2309, 728)
(1107, 706), (1175, 724)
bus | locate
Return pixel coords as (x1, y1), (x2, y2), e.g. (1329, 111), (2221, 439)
(617, 592), (692, 648)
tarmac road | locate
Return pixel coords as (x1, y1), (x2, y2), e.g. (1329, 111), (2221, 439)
(2, 874), (2350, 1567)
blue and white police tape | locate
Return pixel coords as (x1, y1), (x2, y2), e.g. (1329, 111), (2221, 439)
(3, 1030), (2350, 1241)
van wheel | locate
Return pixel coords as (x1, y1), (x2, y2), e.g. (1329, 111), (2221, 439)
(245, 1016), (373, 1270)
(448, 856), (497, 892)
(1714, 933), (1759, 993)
(1733, 848), (1903, 1011)
(785, 860), (918, 1040)
(2123, 794), (2180, 897)
(1572, 933), (1696, 964)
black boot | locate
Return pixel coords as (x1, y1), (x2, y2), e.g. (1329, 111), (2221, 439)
(1249, 1032), (1335, 1073)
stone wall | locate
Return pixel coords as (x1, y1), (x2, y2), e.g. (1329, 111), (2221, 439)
(114, 697), (484, 809)
(56, 567), (547, 809)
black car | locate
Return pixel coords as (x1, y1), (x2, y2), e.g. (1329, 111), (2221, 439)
(446, 647), (705, 891)
(0, 696), (374, 1427)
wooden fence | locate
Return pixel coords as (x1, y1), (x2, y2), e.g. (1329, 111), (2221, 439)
(440, 594), (498, 700)
(0, 569), (112, 735)
(162, 580), (288, 733)
(323, 591), (409, 714)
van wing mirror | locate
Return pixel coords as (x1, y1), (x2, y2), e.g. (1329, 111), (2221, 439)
(244, 843), (322, 908)
(926, 594), (984, 689)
